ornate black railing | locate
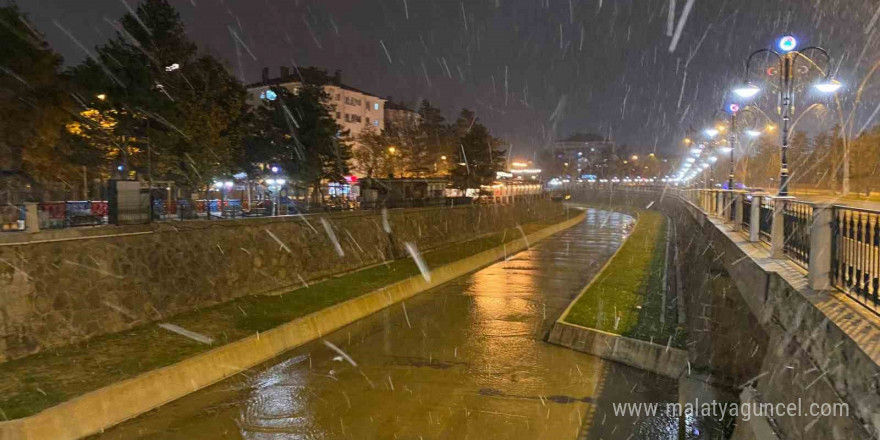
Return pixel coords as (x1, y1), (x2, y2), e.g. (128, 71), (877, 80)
(832, 207), (880, 310)
(742, 197), (752, 230)
(727, 193), (736, 221)
(759, 198), (773, 244)
(783, 200), (812, 268)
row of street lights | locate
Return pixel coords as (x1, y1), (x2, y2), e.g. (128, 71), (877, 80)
(676, 34), (843, 196)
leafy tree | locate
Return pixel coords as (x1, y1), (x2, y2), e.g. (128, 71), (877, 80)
(450, 109), (505, 191)
(0, 3), (79, 196)
(849, 126), (880, 195)
(69, 0), (248, 189)
(353, 126), (399, 178)
(249, 85), (351, 202)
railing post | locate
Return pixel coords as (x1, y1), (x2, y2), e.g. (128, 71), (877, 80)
(771, 199), (785, 259)
(808, 204), (833, 290)
(24, 202), (40, 233)
(749, 195), (761, 242)
(734, 192), (743, 232)
(716, 191), (724, 217)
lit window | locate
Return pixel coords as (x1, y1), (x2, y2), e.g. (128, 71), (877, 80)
(373, 103), (380, 110)
(373, 120), (379, 126)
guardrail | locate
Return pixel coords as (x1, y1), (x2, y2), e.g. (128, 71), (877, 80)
(783, 200), (813, 269)
(832, 207), (880, 311)
(679, 188), (879, 315)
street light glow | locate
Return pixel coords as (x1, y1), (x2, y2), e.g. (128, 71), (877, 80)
(708, 156), (718, 163)
(746, 130), (762, 137)
(778, 35), (798, 52)
(814, 78), (843, 93)
(733, 83), (761, 98)
(704, 128), (719, 138)
(719, 147), (733, 154)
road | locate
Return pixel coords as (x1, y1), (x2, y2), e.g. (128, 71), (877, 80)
(92, 208), (682, 440)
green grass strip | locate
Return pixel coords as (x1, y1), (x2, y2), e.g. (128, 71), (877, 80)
(0, 214), (570, 420)
(564, 209), (685, 347)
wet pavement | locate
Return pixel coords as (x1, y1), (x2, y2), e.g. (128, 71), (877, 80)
(94, 208), (682, 440)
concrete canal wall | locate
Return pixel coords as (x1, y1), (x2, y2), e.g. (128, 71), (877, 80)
(0, 201), (563, 362)
(0, 209), (584, 440)
(547, 322), (689, 379)
(570, 188), (879, 440)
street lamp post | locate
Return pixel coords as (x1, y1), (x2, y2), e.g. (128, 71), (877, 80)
(733, 34), (841, 197)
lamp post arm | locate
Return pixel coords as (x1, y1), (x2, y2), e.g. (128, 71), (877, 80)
(744, 48), (783, 82)
(792, 46), (832, 79)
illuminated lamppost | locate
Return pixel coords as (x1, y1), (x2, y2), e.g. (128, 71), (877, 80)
(733, 34), (842, 196)
(706, 104), (763, 189)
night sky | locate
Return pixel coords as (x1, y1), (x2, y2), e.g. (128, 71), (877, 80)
(14, 0), (880, 159)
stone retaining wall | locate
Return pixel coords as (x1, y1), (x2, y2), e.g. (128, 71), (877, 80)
(0, 201), (563, 362)
(571, 188), (877, 440)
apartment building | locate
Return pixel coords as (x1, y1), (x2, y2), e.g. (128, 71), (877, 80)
(247, 67), (386, 144)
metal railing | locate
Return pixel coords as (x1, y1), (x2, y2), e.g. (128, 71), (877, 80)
(783, 200), (813, 269)
(677, 188), (880, 315)
(759, 198), (773, 244)
(832, 207), (880, 310)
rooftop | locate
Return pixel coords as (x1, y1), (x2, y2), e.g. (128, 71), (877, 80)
(247, 66), (384, 99)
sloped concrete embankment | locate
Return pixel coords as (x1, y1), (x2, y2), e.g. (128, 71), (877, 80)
(547, 201), (688, 380)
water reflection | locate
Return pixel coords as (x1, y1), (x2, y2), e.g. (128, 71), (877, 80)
(94, 208), (679, 440)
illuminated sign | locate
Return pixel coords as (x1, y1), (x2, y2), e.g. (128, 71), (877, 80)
(778, 35), (797, 52)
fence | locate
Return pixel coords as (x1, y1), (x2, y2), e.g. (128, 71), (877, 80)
(742, 197), (752, 230)
(759, 198), (773, 244)
(832, 207), (880, 310)
(783, 200), (813, 269)
(679, 188), (880, 315)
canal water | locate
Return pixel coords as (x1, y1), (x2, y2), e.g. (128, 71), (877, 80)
(94, 208), (682, 440)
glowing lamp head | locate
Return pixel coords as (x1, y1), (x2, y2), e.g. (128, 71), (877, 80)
(733, 83), (761, 99)
(275, 179), (286, 185)
(814, 78), (842, 93)
(271, 166), (279, 173)
(728, 103), (740, 114)
(746, 130), (762, 138)
(778, 35), (798, 52)
(708, 156), (718, 163)
(719, 147), (733, 154)
(223, 181), (234, 188)
(704, 128), (719, 138)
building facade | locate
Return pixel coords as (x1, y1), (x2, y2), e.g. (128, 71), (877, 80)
(247, 67), (386, 145)
(383, 100), (420, 132)
(552, 133), (616, 179)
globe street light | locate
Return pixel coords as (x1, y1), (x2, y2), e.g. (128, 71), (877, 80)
(733, 34), (841, 196)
